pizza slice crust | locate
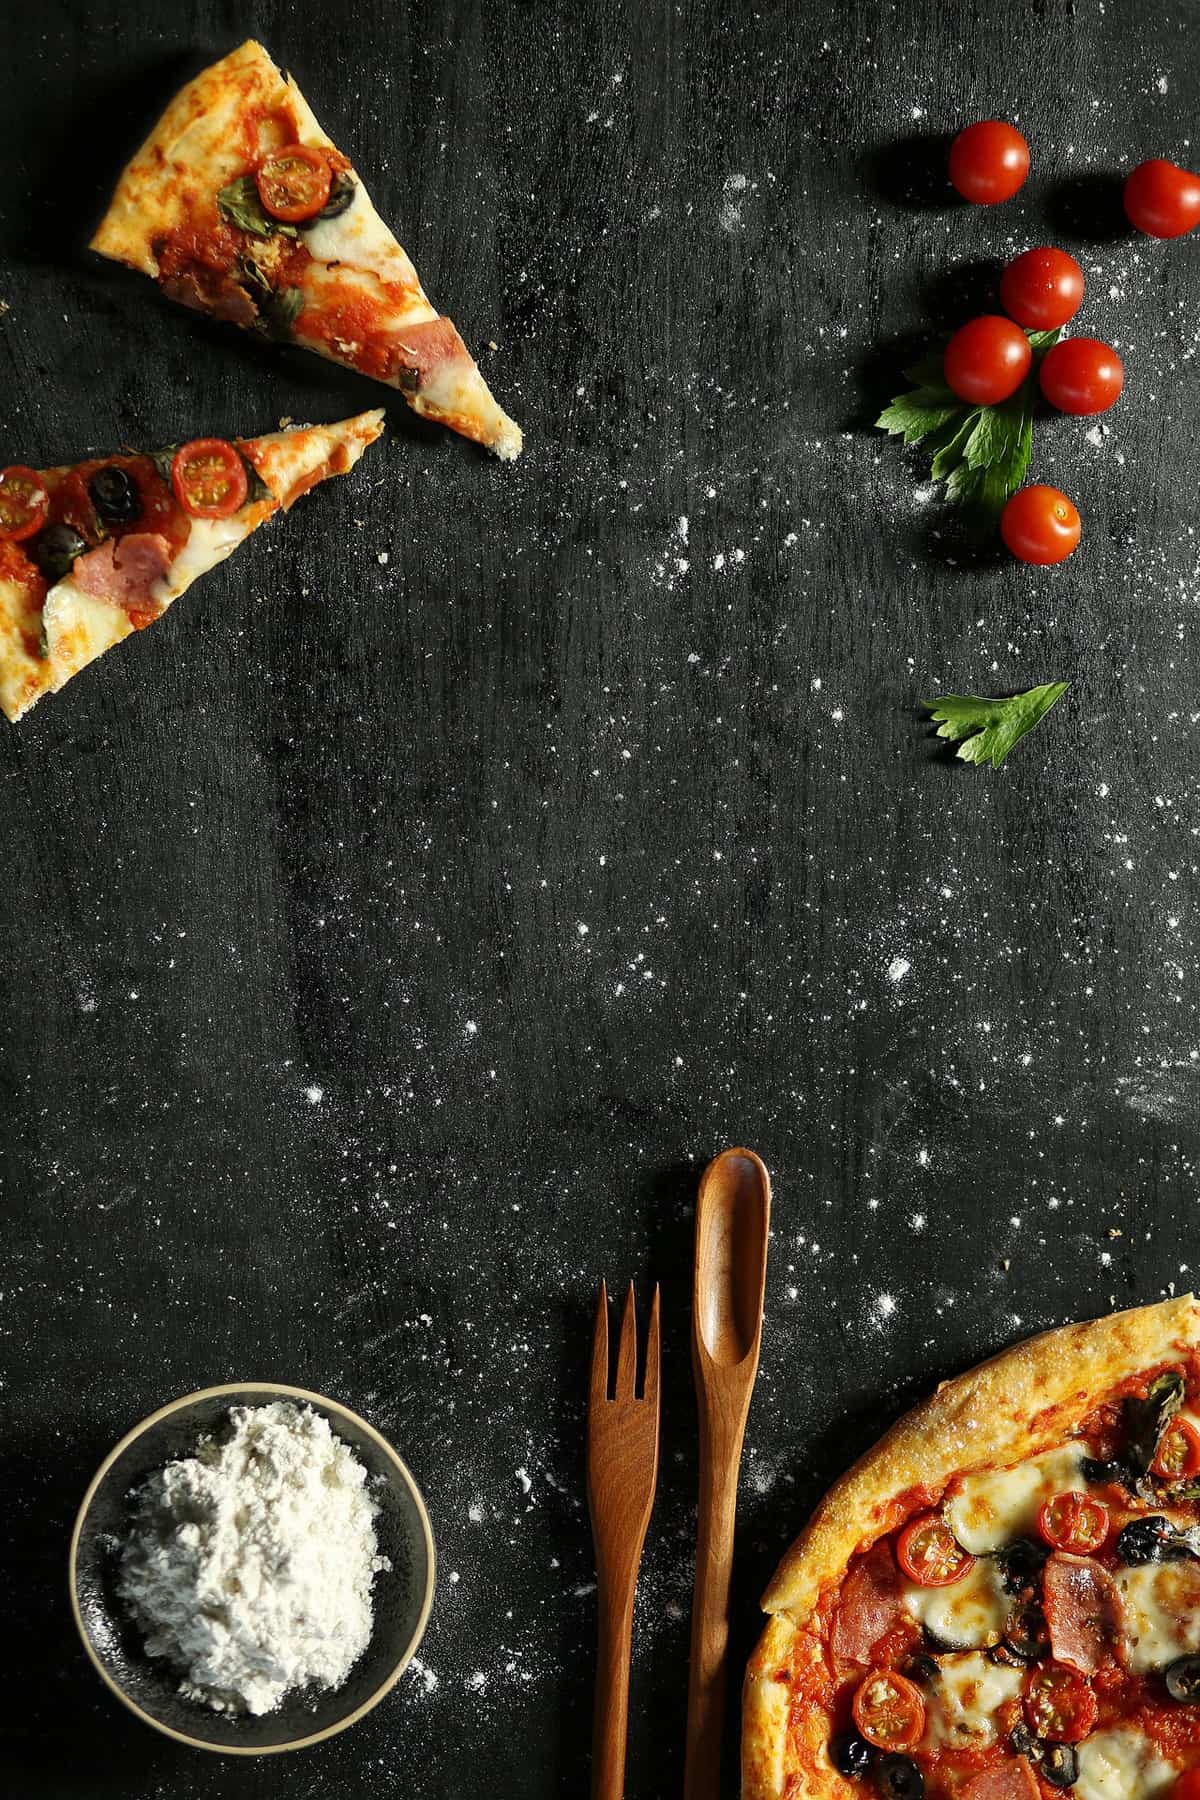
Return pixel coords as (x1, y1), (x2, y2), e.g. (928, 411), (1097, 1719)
(743, 1293), (1200, 1800)
(90, 40), (522, 461)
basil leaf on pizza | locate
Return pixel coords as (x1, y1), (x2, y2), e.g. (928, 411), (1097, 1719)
(0, 411), (384, 721)
(93, 40), (523, 461)
(744, 1296), (1200, 1800)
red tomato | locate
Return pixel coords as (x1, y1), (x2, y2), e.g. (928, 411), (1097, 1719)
(896, 1513), (976, 1586)
(1001, 486), (1081, 566)
(1173, 1773), (1200, 1800)
(999, 247), (1085, 330)
(1124, 159), (1200, 239)
(255, 144), (332, 222)
(851, 1669), (926, 1751)
(1037, 1491), (1109, 1553)
(1039, 338), (1124, 416)
(0, 465), (50, 542)
(171, 440), (249, 519)
(943, 316), (1033, 406)
(949, 121), (1031, 205)
(1023, 1663), (1098, 1743)
(1152, 1417), (1200, 1480)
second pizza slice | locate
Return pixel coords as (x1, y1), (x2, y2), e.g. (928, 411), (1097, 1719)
(0, 411), (383, 721)
(91, 40), (522, 462)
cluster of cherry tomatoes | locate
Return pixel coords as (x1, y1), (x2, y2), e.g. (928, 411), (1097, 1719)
(940, 120), (1200, 567)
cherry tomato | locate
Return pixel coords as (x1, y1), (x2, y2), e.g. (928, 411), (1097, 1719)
(1037, 1491), (1110, 1554)
(1023, 1663), (1098, 1743)
(1000, 486), (1081, 566)
(0, 465), (50, 542)
(851, 1669), (926, 1752)
(949, 121), (1031, 205)
(1039, 338), (1124, 417)
(943, 316), (1032, 406)
(255, 144), (332, 223)
(896, 1513), (976, 1587)
(1152, 1417), (1200, 1481)
(170, 440), (249, 519)
(999, 247), (1085, 330)
(1124, 158), (1200, 239)
(1173, 1773), (1200, 1800)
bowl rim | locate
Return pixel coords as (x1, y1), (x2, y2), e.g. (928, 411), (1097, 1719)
(67, 1380), (436, 1756)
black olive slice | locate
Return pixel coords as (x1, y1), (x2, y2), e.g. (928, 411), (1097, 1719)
(832, 1731), (875, 1777)
(1004, 1602), (1050, 1662)
(1166, 1654), (1200, 1702)
(1041, 1741), (1079, 1787)
(29, 521), (87, 582)
(902, 1652), (941, 1686)
(314, 171), (356, 221)
(1009, 1722), (1042, 1760)
(1116, 1515), (1189, 1565)
(874, 1754), (924, 1799)
(89, 464), (140, 524)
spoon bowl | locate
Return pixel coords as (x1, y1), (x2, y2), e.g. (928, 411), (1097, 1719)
(695, 1148), (771, 1366)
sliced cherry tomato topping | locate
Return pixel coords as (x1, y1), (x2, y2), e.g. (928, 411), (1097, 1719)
(0, 465), (50, 542)
(1000, 485), (1081, 566)
(1023, 1662), (1098, 1743)
(943, 316), (1032, 406)
(896, 1513), (976, 1587)
(1038, 338), (1125, 417)
(1152, 1417), (1200, 1481)
(1123, 159), (1200, 239)
(170, 440), (249, 520)
(255, 144), (332, 222)
(851, 1669), (926, 1751)
(1037, 1491), (1110, 1554)
(999, 247), (1085, 331)
(949, 120), (1031, 205)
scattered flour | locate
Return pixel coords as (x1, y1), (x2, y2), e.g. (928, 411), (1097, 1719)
(117, 1402), (390, 1716)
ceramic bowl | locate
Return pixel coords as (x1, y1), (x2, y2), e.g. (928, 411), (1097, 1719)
(69, 1381), (435, 1754)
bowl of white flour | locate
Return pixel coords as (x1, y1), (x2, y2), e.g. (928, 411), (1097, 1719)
(69, 1383), (435, 1753)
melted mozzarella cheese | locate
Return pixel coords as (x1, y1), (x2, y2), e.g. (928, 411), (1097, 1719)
(921, 1652), (1023, 1750)
(42, 576), (134, 690)
(944, 1445), (1086, 1553)
(153, 515), (257, 605)
(1074, 1728), (1175, 1800)
(902, 1557), (1008, 1648)
(1114, 1560), (1200, 1671)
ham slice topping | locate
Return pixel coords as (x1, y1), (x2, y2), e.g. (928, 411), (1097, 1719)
(70, 533), (173, 608)
(1043, 1552), (1119, 1675)
(831, 1541), (905, 1665)
(961, 1760), (1040, 1800)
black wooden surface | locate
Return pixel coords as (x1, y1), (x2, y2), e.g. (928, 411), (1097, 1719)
(2, 1), (1199, 1795)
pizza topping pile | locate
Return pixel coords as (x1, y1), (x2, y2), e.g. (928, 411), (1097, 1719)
(822, 1364), (1200, 1797)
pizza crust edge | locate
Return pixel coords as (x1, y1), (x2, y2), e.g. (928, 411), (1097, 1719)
(742, 1292), (1200, 1800)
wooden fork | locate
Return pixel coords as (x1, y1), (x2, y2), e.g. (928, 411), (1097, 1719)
(587, 1281), (662, 1800)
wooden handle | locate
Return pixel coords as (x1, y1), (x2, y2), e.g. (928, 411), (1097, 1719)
(684, 1370), (749, 1800)
(592, 1576), (636, 1800)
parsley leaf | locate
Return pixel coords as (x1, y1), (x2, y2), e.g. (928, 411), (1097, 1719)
(877, 329), (1060, 517)
(216, 176), (298, 241)
(923, 683), (1069, 769)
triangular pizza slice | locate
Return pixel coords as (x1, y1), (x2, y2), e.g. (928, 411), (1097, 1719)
(0, 409), (384, 721)
(91, 41), (523, 462)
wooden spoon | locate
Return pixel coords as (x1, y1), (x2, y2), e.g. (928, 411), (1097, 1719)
(684, 1147), (771, 1800)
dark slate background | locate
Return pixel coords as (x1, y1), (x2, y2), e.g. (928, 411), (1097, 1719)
(2, 0), (1198, 1794)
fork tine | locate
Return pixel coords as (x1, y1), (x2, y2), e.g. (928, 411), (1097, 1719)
(590, 1280), (610, 1407)
(615, 1282), (638, 1401)
(642, 1283), (661, 1408)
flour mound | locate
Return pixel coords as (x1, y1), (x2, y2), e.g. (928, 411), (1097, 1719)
(117, 1401), (390, 1715)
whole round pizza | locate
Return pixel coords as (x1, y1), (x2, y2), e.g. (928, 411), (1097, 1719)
(744, 1295), (1200, 1800)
